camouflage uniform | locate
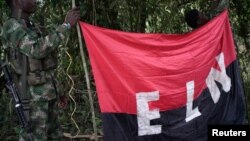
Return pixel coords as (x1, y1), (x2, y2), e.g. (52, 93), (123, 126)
(1, 18), (69, 141)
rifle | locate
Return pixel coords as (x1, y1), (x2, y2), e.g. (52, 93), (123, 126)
(0, 60), (32, 141)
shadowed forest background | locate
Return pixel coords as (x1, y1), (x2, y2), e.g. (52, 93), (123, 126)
(0, 0), (249, 140)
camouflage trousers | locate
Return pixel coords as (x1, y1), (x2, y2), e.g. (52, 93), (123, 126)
(19, 81), (63, 141)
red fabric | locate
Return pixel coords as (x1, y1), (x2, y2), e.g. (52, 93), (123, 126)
(80, 10), (236, 114)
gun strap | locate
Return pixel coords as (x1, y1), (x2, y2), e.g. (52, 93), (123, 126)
(18, 19), (31, 121)
(50, 72), (59, 99)
(20, 55), (30, 121)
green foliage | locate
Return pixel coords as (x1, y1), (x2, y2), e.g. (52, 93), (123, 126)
(0, 0), (250, 140)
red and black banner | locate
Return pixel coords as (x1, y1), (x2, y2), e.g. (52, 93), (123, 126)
(80, 10), (246, 141)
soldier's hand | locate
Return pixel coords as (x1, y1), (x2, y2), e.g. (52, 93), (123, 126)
(58, 95), (68, 109)
(65, 7), (80, 27)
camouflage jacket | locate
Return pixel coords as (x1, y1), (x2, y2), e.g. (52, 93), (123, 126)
(1, 18), (68, 59)
(0, 18), (69, 100)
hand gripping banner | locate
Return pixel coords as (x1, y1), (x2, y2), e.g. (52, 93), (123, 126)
(80, 10), (246, 141)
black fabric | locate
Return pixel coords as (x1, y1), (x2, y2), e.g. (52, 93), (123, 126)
(102, 60), (247, 141)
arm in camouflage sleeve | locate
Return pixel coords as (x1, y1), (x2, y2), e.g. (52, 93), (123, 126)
(5, 19), (69, 59)
(208, 0), (229, 19)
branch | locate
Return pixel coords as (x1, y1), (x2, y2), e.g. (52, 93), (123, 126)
(177, 0), (197, 7)
(63, 133), (103, 139)
(72, 0), (98, 141)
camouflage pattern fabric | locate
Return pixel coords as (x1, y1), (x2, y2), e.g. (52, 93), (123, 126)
(19, 99), (62, 141)
(1, 18), (69, 141)
(1, 18), (68, 59)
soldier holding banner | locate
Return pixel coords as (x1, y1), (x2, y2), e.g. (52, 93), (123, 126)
(185, 0), (229, 29)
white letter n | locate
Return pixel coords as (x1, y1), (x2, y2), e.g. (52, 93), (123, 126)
(206, 53), (231, 104)
(136, 91), (162, 136)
